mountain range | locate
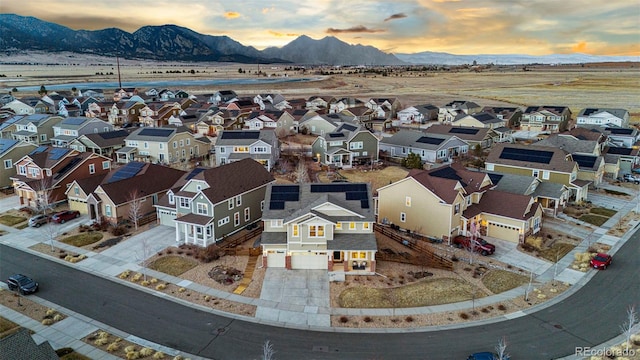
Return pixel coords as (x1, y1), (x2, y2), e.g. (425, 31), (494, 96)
(0, 14), (637, 66)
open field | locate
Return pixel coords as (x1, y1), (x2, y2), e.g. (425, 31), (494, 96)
(1, 53), (639, 122)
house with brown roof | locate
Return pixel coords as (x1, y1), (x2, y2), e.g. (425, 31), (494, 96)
(377, 163), (542, 243)
(69, 129), (130, 159)
(452, 112), (506, 129)
(485, 143), (588, 202)
(66, 162), (186, 225)
(155, 159), (275, 247)
(11, 146), (112, 208)
(482, 106), (523, 128)
(521, 106), (571, 133)
(365, 98), (401, 119)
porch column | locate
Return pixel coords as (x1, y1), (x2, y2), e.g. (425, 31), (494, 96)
(175, 223), (180, 244)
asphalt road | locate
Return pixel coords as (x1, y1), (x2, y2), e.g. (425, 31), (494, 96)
(1, 227), (639, 360)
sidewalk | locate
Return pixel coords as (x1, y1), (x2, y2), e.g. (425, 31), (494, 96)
(1, 189), (639, 358)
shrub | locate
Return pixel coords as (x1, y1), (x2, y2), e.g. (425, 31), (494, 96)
(53, 314), (63, 322)
(124, 345), (137, 353)
(119, 270), (131, 279)
(126, 351), (141, 360)
(56, 348), (74, 357)
(459, 312), (469, 320)
(498, 304), (507, 311)
(150, 278), (158, 284)
(98, 331), (110, 339)
(480, 308), (490, 313)
(46, 308), (56, 316)
(178, 287), (186, 293)
(339, 316), (349, 323)
(156, 284), (167, 290)
(42, 318), (54, 325)
(132, 273), (143, 282)
(94, 338), (109, 346)
(198, 245), (221, 263)
(405, 316), (414, 322)
(64, 255), (74, 261)
(451, 255), (458, 262)
(363, 316), (372, 323)
(153, 352), (166, 359)
(172, 356), (184, 360)
(111, 225), (128, 236)
(140, 347), (154, 356)
(107, 343), (120, 352)
(140, 281), (150, 286)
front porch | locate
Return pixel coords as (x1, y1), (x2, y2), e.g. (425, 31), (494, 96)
(174, 213), (215, 247)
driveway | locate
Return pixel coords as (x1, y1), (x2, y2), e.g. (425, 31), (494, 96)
(99, 224), (177, 264)
(483, 236), (553, 275)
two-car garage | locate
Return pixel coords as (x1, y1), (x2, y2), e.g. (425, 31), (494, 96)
(290, 252), (328, 269)
(487, 222), (520, 243)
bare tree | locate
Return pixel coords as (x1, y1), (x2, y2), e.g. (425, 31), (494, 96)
(262, 340), (276, 360)
(34, 178), (58, 252)
(495, 336), (509, 360)
(127, 189), (143, 231)
(135, 237), (153, 281)
(294, 157), (309, 183)
(620, 305), (638, 353)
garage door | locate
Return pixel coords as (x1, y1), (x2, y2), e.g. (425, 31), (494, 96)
(267, 251), (286, 268)
(488, 222), (520, 243)
(68, 199), (87, 214)
(290, 252), (328, 270)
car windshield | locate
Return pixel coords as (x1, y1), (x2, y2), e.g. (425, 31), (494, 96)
(594, 255), (609, 262)
(13, 276), (33, 286)
(478, 239), (488, 245)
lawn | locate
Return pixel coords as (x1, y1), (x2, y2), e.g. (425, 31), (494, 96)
(0, 214), (27, 227)
(579, 214), (609, 226)
(604, 189), (629, 196)
(148, 255), (199, 276)
(536, 242), (577, 263)
(0, 317), (20, 338)
(590, 207), (617, 217)
(482, 270), (529, 294)
(60, 232), (104, 247)
(338, 277), (479, 308)
(336, 166), (409, 194)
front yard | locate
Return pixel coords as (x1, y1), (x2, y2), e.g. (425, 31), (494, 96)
(564, 203), (617, 226)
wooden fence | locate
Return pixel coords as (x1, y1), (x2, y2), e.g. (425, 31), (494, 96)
(218, 223), (264, 249)
(374, 223), (453, 271)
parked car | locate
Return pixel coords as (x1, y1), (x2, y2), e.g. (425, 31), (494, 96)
(7, 274), (39, 295)
(50, 210), (80, 224)
(453, 235), (495, 256)
(632, 167), (640, 174)
(590, 253), (612, 270)
(467, 352), (509, 360)
(28, 214), (50, 227)
(623, 173), (640, 184)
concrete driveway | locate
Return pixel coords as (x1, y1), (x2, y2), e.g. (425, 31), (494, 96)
(484, 236), (553, 275)
(99, 224), (177, 264)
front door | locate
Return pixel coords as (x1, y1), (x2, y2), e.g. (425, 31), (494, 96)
(333, 251), (343, 263)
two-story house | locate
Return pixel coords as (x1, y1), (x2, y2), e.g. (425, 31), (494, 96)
(329, 97), (364, 114)
(379, 130), (469, 164)
(535, 133), (605, 186)
(604, 127), (640, 148)
(311, 123), (379, 168)
(51, 117), (114, 148)
(365, 98), (401, 119)
(69, 129), (130, 159)
(11, 114), (64, 145)
(452, 112), (506, 129)
(438, 100), (481, 122)
(521, 106), (571, 133)
(214, 130), (279, 171)
(155, 158), (275, 247)
(0, 139), (37, 189)
(117, 126), (210, 164)
(576, 108), (630, 128)
(299, 114), (340, 136)
(397, 104), (439, 124)
(482, 106), (523, 128)
(11, 146), (112, 208)
(261, 182), (377, 272)
(1, 99), (36, 115)
(108, 100), (145, 127)
(424, 124), (495, 150)
(66, 162), (185, 225)
(485, 143), (588, 202)
(377, 164), (542, 244)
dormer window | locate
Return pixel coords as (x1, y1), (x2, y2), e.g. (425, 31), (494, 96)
(168, 193), (174, 204)
(309, 225), (325, 237)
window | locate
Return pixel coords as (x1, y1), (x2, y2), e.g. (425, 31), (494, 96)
(143, 142), (149, 149)
(181, 149), (186, 157)
(218, 216), (230, 226)
(89, 164), (95, 174)
(260, 200), (264, 211)
(197, 203), (208, 215)
(228, 199), (234, 210)
(405, 196), (411, 207)
(186, 138), (190, 145)
(349, 222), (356, 230)
(486, 163), (494, 171)
(466, 196), (471, 205)
(532, 169), (539, 178)
(244, 207), (250, 221)
(349, 141), (363, 150)
(292, 224), (299, 237)
(309, 225), (325, 237)
(235, 195), (241, 207)
(542, 171), (550, 180)
(454, 203), (460, 215)
(219, 147), (225, 153)
(3, 159), (12, 169)
(233, 146), (250, 152)
(18, 165), (26, 175)
(335, 222), (342, 230)
(270, 219), (283, 227)
(168, 193), (174, 204)
(159, 143), (164, 149)
(400, 212), (406, 222)
(105, 205), (112, 216)
(179, 197), (190, 208)
(180, 139), (184, 147)
(363, 222), (370, 230)
(533, 217), (541, 230)
(29, 167), (40, 177)
(74, 186), (79, 195)
(173, 141), (177, 149)
(234, 212), (240, 226)
(254, 146), (268, 153)
(40, 134), (46, 141)
(102, 161), (110, 170)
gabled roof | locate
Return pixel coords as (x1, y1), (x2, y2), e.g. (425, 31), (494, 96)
(97, 163), (186, 205)
(486, 143), (576, 172)
(194, 158), (275, 204)
(444, 100), (480, 109)
(425, 124), (490, 141)
(381, 130), (465, 150)
(56, 116), (96, 129)
(27, 146), (75, 169)
(216, 130), (276, 146)
(523, 105), (570, 115)
(578, 108), (629, 119)
(534, 134), (599, 154)
(463, 190), (539, 220)
(565, 127), (605, 141)
(454, 111), (502, 124)
(481, 106), (521, 120)
(406, 164), (491, 204)
(126, 125), (189, 141)
(0, 138), (20, 156)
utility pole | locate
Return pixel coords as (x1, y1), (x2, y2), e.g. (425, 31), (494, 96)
(117, 56), (122, 89)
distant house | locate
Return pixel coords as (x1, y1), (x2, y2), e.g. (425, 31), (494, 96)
(438, 100), (481, 122)
(156, 159), (275, 246)
(482, 106), (523, 128)
(214, 130), (279, 171)
(299, 114), (339, 136)
(1, 99), (36, 115)
(211, 90), (238, 105)
(452, 112), (506, 129)
(306, 96), (335, 111)
(0, 139), (37, 189)
(604, 127), (640, 148)
(11, 114), (64, 145)
(261, 182), (377, 272)
(365, 98), (401, 119)
(521, 105), (571, 133)
(576, 108), (629, 128)
(117, 126), (210, 164)
(424, 124), (494, 149)
(379, 130), (469, 164)
(311, 123), (379, 168)
(69, 129), (130, 158)
(397, 104), (439, 124)
(329, 97), (364, 114)
(51, 116), (114, 148)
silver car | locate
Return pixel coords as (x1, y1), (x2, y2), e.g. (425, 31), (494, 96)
(28, 214), (49, 227)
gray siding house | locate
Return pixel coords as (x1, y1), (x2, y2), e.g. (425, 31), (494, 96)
(156, 158), (275, 247)
(311, 123), (379, 168)
(214, 130), (279, 171)
(51, 116), (114, 148)
(379, 130), (469, 164)
(11, 114), (64, 145)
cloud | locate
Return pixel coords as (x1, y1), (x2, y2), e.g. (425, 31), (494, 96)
(262, 7), (274, 14)
(571, 41), (589, 53)
(268, 30), (299, 37)
(384, 13), (407, 22)
(326, 26), (385, 34)
(224, 12), (241, 19)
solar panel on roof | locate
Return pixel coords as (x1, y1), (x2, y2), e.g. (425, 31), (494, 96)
(341, 124), (357, 132)
(449, 127), (479, 135)
(499, 147), (554, 164)
(416, 136), (445, 145)
(99, 130), (128, 140)
(429, 167), (462, 181)
(271, 185), (300, 193)
(310, 183), (367, 193)
(106, 162), (145, 183)
(583, 108), (599, 116)
(185, 168), (205, 181)
(49, 148), (69, 160)
(269, 201), (285, 210)
(220, 131), (260, 140)
(607, 147), (633, 155)
(138, 128), (174, 137)
(609, 128), (633, 135)
(572, 154), (597, 168)
(328, 133), (345, 138)
(54, 158), (81, 179)
(360, 199), (369, 209)
(29, 146), (48, 155)
(345, 191), (368, 201)
(271, 192), (300, 201)
(63, 117), (87, 125)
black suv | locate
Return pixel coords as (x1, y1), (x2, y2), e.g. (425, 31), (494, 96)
(7, 274), (39, 295)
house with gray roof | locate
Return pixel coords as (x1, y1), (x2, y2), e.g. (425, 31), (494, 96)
(438, 100), (481, 122)
(452, 111), (507, 129)
(397, 104), (439, 124)
(299, 114), (340, 136)
(117, 125), (210, 164)
(535, 134), (605, 185)
(311, 123), (379, 168)
(521, 105), (571, 133)
(576, 108), (630, 128)
(482, 106), (523, 128)
(69, 129), (130, 158)
(214, 130), (279, 171)
(424, 124), (495, 149)
(261, 182), (377, 272)
(604, 127), (640, 148)
(489, 172), (569, 216)
(0, 139), (37, 188)
(51, 116), (114, 148)
(155, 158), (275, 247)
(379, 130), (469, 164)
(11, 114), (64, 145)
(0, 328), (58, 360)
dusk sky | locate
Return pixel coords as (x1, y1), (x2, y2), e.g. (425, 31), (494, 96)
(3, 0), (639, 56)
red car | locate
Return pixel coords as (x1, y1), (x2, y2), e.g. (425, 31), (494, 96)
(51, 210), (80, 224)
(590, 253), (612, 270)
(452, 235), (495, 256)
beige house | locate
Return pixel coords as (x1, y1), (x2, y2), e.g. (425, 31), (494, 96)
(117, 126), (210, 164)
(377, 164), (542, 244)
(0, 139), (37, 189)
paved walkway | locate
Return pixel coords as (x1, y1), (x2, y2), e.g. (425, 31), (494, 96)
(1, 188), (639, 359)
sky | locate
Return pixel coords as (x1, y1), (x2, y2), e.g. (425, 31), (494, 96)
(3, 0), (640, 56)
